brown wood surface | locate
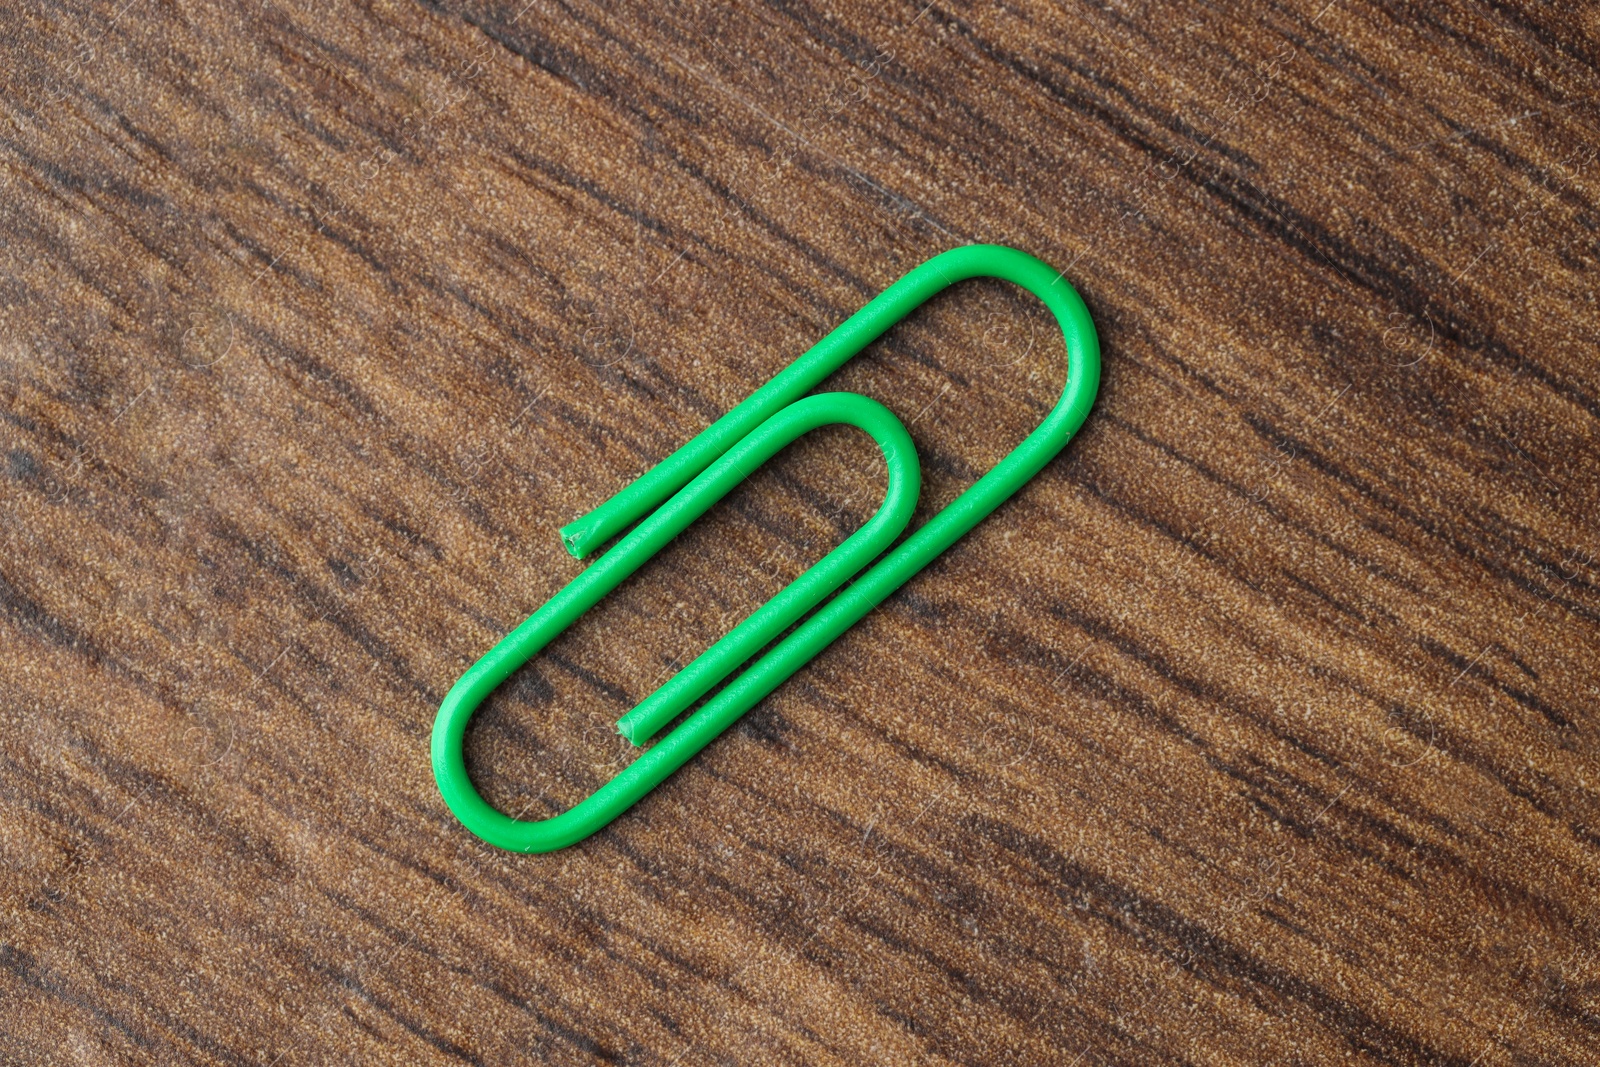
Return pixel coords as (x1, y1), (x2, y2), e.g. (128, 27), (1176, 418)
(4, 1), (1600, 1063)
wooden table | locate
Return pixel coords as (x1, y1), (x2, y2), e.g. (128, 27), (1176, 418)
(4, 1), (1598, 1063)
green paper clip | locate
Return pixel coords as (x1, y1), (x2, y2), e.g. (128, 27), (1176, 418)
(431, 244), (1101, 851)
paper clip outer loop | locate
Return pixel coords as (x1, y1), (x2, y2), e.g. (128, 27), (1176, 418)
(432, 392), (920, 852)
(433, 243), (1101, 852)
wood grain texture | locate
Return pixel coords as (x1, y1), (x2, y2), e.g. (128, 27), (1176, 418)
(3, 0), (1599, 1063)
